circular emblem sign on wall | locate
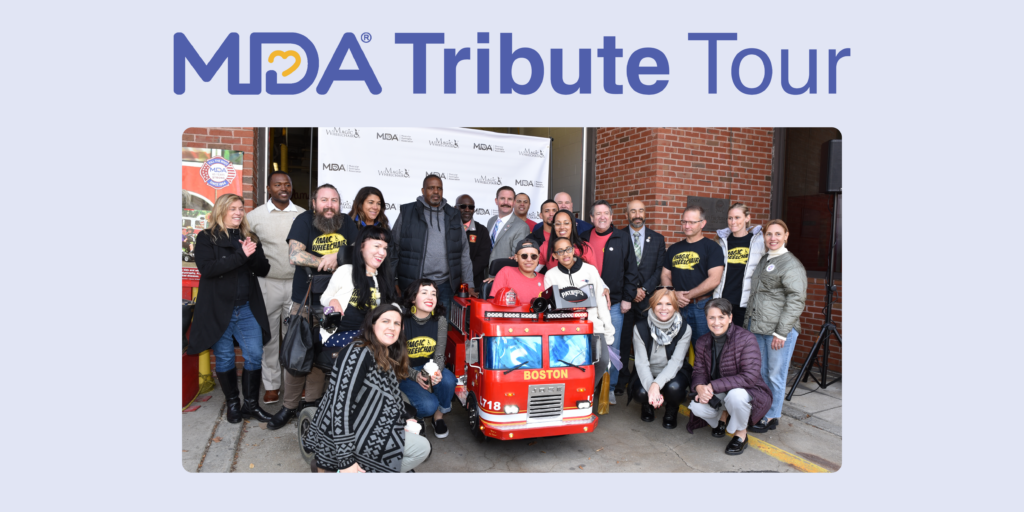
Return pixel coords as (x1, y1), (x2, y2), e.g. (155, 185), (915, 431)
(199, 157), (236, 189)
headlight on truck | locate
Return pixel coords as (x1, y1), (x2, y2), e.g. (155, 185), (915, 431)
(576, 400), (591, 409)
(504, 405), (519, 414)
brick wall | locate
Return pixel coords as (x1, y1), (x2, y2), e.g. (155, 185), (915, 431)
(183, 127), (258, 371)
(594, 127), (842, 371)
(182, 127), (257, 210)
(594, 128), (774, 244)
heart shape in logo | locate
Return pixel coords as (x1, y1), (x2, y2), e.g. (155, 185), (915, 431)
(268, 50), (301, 77)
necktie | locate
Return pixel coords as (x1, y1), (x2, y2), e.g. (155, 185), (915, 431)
(633, 232), (642, 266)
(491, 220), (500, 247)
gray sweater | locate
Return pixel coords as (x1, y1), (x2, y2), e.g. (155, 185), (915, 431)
(390, 196), (474, 290)
(632, 314), (691, 392)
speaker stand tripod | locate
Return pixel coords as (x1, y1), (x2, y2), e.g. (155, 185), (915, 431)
(786, 192), (842, 401)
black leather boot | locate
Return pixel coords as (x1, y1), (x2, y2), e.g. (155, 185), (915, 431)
(640, 403), (655, 422)
(216, 371), (242, 424)
(267, 405), (297, 430)
(662, 402), (679, 429)
(240, 369), (273, 423)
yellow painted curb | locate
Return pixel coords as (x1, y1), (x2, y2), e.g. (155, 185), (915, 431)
(679, 404), (830, 473)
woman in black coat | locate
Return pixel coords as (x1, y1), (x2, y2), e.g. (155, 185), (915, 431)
(187, 193), (273, 424)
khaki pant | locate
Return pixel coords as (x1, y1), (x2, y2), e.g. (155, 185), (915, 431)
(282, 301), (326, 409)
(258, 277), (292, 391)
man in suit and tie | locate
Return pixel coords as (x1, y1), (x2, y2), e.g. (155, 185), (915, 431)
(615, 199), (667, 397)
(486, 186), (531, 275)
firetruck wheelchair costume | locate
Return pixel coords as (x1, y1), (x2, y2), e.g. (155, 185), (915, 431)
(629, 287), (692, 429)
(544, 236), (616, 390)
(303, 304), (431, 473)
(400, 279), (457, 439)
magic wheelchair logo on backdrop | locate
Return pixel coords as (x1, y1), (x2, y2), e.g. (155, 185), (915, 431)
(378, 167), (411, 178)
(326, 128), (360, 138)
(173, 32), (852, 96)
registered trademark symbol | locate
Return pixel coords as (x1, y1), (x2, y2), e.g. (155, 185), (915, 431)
(361, 32), (372, 43)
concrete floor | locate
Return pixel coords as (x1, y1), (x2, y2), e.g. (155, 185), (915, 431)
(182, 367), (842, 473)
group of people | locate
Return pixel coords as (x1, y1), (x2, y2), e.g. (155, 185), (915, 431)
(186, 169), (809, 471)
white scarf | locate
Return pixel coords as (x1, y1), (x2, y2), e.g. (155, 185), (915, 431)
(648, 311), (682, 346)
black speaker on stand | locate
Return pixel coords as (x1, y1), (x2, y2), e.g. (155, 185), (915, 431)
(786, 139), (842, 400)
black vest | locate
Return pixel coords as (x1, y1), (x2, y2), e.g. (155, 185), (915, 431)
(404, 315), (440, 368)
(397, 201), (464, 291)
(635, 319), (693, 371)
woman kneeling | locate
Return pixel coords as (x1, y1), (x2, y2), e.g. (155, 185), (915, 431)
(303, 304), (430, 473)
(629, 287), (692, 429)
(399, 279), (457, 439)
(686, 298), (772, 456)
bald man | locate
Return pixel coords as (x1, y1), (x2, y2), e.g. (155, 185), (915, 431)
(529, 192), (593, 240)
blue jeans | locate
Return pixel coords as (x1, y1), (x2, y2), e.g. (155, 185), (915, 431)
(435, 281), (454, 314)
(681, 297), (711, 342)
(211, 303), (264, 373)
(608, 303), (624, 388)
(752, 327), (799, 419)
(399, 366), (456, 418)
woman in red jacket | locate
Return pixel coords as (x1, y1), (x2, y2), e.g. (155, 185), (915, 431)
(686, 298), (772, 455)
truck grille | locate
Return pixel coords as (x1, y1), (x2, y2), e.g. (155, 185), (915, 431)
(527, 383), (564, 420)
(448, 301), (467, 334)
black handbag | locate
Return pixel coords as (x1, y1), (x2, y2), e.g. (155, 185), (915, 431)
(182, 299), (195, 351)
(281, 278), (316, 376)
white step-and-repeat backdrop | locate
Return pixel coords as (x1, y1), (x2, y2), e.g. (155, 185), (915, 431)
(317, 127), (550, 226)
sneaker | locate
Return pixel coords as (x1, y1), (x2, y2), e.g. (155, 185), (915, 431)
(608, 390), (616, 405)
(431, 418), (449, 439)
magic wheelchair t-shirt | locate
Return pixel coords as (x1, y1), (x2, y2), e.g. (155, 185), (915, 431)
(286, 210), (358, 303)
(664, 237), (725, 293)
(723, 232), (753, 305)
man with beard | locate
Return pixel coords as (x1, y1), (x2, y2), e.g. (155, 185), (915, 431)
(581, 200), (640, 405)
(615, 200), (667, 397)
(527, 199), (559, 247)
(269, 183), (358, 429)
(457, 193), (491, 292)
(390, 175), (476, 310)
(487, 186), (530, 271)
(245, 171), (303, 404)
(514, 193), (536, 230)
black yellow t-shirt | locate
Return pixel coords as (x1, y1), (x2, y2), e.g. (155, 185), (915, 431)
(404, 315), (439, 368)
(338, 285), (380, 332)
(664, 237), (725, 292)
(723, 232), (753, 305)
(286, 210), (358, 303)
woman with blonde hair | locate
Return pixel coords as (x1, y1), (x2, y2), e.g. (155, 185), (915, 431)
(187, 193), (274, 424)
(628, 287), (692, 429)
(745, 219), (807, 433)
(713, 202), (765, 327)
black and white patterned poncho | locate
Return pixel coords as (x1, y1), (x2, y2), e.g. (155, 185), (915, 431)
(303, 343), (406, 472)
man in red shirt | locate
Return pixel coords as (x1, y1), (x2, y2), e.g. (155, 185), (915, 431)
(515, 193), (537, 230)
(489, 239), (545, 300)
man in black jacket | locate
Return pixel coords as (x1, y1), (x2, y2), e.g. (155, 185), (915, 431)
(456, 193), (491, 292)
(615, 199), (667, 396)
(390, 175), (476, 310)
(581, 200), (640, 405)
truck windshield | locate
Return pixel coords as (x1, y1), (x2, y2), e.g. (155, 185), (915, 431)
(549, 335), (592, 367)
(484, 336), (543, 371)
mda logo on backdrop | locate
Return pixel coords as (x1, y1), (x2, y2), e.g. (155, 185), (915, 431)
(323, 163), (360, 173)
(426, 171), (459, 181)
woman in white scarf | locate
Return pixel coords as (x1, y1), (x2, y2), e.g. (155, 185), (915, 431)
(629, 287), (693, 429)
